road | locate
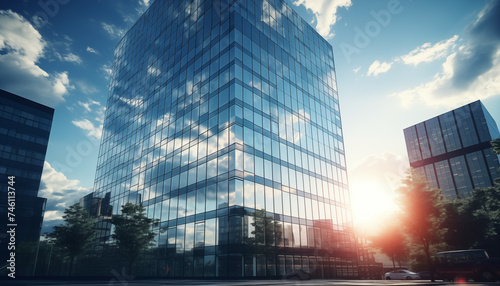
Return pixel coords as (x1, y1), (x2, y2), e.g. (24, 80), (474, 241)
(1, 279), (499, 286)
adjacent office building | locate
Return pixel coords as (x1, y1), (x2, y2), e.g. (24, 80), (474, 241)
(404, 100), (500, 199)
(93, 0), (357, 278)
(0, 89), (54, 275)
(357, 236), (383, 280)
(79, 192), (104, 217)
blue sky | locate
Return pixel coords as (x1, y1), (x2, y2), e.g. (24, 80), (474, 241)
(1, 0), (499, 234)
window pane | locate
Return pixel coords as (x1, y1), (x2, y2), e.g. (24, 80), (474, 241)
(205, 218), (216, 246)
(244, 180), (255, 209)
(206, 184), (217, 212)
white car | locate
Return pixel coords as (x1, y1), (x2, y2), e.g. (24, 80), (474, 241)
(385, 269), (421, 280)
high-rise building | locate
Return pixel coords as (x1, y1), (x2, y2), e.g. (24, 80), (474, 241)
(93, 0), (357, 278)
(79, 192), (103, 217)
(357, 236), (383, 280)
(404, 100), (500, 199)
(0, 89), (54, 275)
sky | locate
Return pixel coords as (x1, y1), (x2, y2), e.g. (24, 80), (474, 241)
(1, 0), (499, 235)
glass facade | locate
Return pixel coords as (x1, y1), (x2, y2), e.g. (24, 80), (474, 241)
(0, 89), (54, 275)
(93, 0), (357, 278)
(404, 100), (500, 199)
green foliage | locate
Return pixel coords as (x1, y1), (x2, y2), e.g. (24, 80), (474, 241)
(380, 138), (500, 273)
(406, 242), (447, 273)
(244, 209), (282, 259)
(442, 185), (500, 257)
(491, 138), (500, 155)
(442, 198), (489, 250)
(492, 138), (500, 186)
(430, 138), (500, 258)
(369, 224), (409, 268)
(15, 240), (39, 276)
(444, 138), (500, 255)
(396, 171), (444, 275)
(245, 209), (282, 258)
(422, 137), (500, 263)
(47, 203), (95, 275)
(112, 203), (159, 273)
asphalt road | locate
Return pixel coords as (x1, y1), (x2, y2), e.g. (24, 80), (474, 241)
(1, 279), (499, 286)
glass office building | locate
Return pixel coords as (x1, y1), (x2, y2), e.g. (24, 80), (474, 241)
(0, 89), (54, 275)
(404, 100), (500, 199)
(93, 0), (357, 278)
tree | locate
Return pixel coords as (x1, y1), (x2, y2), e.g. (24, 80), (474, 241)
(491, 138), (500, 156)
(396, 172), (444, 281)
(112, 203), (158, 273)
(441, 138), (500, 257)
(47, 203), (95, 275)
(245, 209), (281, 259)
(441, 198), (490, 251)
(369, 224), (409, 268)
(445, 186), (500, 256)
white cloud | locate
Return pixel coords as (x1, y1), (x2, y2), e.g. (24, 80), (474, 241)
(39, 161), (90, 222)
(261, 0), (283, 27)
(147, 66), (159, 76)
(293, 0), (352, 39)
(140, 0), (151, 7)
(400, 35), (458, 66)
(350, 152), (409, 188)
(353, 66), (361, 74)
(135, 0), (152, 15)
(0, 10), (45, 63)
(86, 46), (98, 54)
(393, 2), (500, 108)
(0, 10), (73, 107)
(62, 52), (82, 64)
(44, 211), (63, 222)
(367, 36), (458, 79)
(31, 14), (45, 28)
(72, 118), (103, 140)
(367, 60), (392, 77)
(101, 64), (112, 79)
(77, 98), (101, 112)
(392, 49), (500, 108)
(76, 81), (98, 94)
(72, 97), (105, 139)
(102, 22), (125, 39)
(52, 71), (74, 95)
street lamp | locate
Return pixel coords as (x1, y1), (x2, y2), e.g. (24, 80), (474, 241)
(46, 241), (54, 276)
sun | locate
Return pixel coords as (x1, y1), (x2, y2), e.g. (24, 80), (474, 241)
(350, 181), (399, 235)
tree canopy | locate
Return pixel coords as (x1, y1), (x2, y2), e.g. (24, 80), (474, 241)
(47, 203), (95, 275)
(245, 209), (282, 259)
(440, 138), (500, 257)
(442, 183), (500, 257)
(491, 138), (500, 156)
(112, 203), (158, 273)
(369, 138), (500, 277)
(369, 224), (409, 268)
(396, 172), (444, 280)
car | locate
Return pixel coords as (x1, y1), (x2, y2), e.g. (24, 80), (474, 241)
(435, 249), (500, 282)
(418, 271), (432, 280)
(385, 269), (421, 280)
(284, 269), (312, 280)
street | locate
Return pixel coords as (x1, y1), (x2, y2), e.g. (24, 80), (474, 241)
(1, 279), (499, 286)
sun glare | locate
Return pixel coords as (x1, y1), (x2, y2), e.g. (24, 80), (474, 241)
(350, 182), (398, 235)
